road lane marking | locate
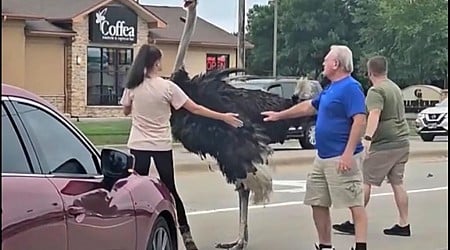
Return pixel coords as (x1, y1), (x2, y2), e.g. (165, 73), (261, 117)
(273, 180), (306, 187)
(273, 180), (307, 193)
(275, 188), (305, 193)
(186, 186), (448, 216)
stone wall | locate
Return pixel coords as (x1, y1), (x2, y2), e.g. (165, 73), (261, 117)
(68, 12), (149, 118)
(41, 95), (65, 113)
(69, 16), (89, 117)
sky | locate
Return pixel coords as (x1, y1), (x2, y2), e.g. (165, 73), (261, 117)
(140, 0), (270, 33)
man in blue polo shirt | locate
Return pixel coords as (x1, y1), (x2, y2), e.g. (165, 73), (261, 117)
(262, 45), (367, 250)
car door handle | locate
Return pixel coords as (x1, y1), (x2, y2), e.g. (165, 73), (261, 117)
(67, 206), (86, 216)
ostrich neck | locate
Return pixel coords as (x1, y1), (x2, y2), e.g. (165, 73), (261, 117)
(173, 7), (197, 72)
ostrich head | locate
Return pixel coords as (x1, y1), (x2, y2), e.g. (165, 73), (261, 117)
(170, 65), (191, 92)
(292, 77), (315, 103)
(172, 0), (198, 74)
(183, 0), (197, 9)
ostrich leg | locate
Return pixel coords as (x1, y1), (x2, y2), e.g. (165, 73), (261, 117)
(215, 183), (250, 249)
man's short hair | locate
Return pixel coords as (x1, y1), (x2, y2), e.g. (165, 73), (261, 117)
(367, 56), (388, 76)
(330, 45), (354, 73)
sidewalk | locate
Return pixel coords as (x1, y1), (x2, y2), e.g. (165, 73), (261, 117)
(98, 138), (448, 173)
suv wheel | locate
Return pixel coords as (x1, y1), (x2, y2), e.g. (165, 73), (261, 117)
(419, 134), (435, 142)
(148, 216), (173, 250)
(299, 122), (316, 149)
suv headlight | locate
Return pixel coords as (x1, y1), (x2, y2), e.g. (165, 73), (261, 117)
(417, 113), (425, 119)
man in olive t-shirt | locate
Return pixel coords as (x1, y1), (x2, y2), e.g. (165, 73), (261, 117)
(333, 56), (412, 237)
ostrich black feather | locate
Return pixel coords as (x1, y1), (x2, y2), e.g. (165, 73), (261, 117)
(170, 68), (298, 184)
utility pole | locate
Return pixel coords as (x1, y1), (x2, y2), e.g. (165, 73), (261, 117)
(237, 0), (245, 69)
(272, 0), (278, 77)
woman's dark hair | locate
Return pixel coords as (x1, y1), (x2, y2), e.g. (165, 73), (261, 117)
(125, 44), (162, 89)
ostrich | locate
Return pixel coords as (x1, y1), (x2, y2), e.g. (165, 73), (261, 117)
(169, 1), (314, 249)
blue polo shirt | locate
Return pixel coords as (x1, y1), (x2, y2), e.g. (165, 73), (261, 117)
(311, 76), (366, 159)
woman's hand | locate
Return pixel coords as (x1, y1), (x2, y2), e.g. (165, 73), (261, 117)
(221, 113), (244, 128)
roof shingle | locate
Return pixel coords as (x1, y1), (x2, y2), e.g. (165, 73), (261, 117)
(2, 0), (105, 20)
(2, 1), (253, 48)
(25, 20), (76, 35)
(145, 5), (252, 48)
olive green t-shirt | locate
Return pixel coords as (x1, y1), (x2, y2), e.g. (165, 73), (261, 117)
(366, 79), (410, 151)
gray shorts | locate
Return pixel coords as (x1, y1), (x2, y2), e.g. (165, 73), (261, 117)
(363, 146), (410, 186)
(304, 152), (364, 209)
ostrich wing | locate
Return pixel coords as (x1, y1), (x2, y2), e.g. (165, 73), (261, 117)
(170, 69), (295, 183)
(187, 69), (295, 143)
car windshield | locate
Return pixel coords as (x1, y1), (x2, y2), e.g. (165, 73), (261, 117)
(436, 98), (448, 107)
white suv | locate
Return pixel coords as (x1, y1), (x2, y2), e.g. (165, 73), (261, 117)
(415, 98), (448, 141)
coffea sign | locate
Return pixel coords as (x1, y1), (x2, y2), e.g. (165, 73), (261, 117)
(89, 6), (137, 43)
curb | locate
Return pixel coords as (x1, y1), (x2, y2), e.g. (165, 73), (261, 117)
(173, 149), (448, 173)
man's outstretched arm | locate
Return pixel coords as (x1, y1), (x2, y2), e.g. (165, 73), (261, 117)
(261, 100), (317, 122)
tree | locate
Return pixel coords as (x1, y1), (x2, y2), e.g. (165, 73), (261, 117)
(246, 0), (448, 89)
(246, 4), (276, 75)
(351, 0), (448, 87)
(277, 0), (361, 77)
(246, 0), (362, 78)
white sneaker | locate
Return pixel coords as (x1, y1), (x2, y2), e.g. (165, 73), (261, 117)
(315, 243), (335, 250)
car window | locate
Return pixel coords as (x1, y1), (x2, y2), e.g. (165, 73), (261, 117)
(13, 101), (99, 175)
(1, 103), (33, 174)
(281, 82), (296, 98)
(268, 85), (282, 96)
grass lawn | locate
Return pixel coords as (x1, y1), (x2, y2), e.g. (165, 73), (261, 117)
(73, 118), (418, 146)
(73, 119), (131, 145)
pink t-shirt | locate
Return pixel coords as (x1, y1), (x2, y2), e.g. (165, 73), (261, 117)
(120, 77), (188, 151)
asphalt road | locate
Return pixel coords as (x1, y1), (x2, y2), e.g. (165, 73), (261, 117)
(165, 157), (448, 250)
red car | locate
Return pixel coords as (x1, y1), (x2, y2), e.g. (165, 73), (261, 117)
(1, 84), (178, 250)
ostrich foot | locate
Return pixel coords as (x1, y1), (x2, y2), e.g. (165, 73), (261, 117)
(215, 239), (247, 249)
(215, 182), (250, 249)
(215, 223), (248, 249)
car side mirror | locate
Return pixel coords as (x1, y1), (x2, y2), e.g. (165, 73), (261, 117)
(101, 148), (134, 181)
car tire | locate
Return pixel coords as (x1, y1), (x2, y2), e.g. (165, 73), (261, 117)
(147, 216), (174, 250)
(419, 134), (435, 142)
(299, 122), (316, 149)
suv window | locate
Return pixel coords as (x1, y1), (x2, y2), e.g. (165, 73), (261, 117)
(1, 104), (33, 174)
(13, 101), (99, 175)
(280, 82), (296, 99)
(268, 85), (282, 96)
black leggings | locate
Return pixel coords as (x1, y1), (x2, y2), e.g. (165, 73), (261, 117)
(130, 149), (189, 228)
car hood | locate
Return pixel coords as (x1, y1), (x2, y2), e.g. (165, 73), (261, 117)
(420, 106), (448, 114)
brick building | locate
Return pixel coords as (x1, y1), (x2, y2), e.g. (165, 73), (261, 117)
(2, 0), (252, 117)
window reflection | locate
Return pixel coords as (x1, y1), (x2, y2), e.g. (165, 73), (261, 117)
(206, 53), (230, 72)
(87, 47), (133, 105)
(1, 104), (32, 174)
(13, 102), (99, 175)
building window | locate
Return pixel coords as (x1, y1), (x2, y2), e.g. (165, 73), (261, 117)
(87, 47), (133, 106)
(206, 54), (230, 72)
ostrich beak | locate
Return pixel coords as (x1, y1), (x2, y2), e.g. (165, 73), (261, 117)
(184, 0), (194, 8)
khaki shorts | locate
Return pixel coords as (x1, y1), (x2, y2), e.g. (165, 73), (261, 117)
(304, 152), (364, 209)
(363, 146), (410, 186)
